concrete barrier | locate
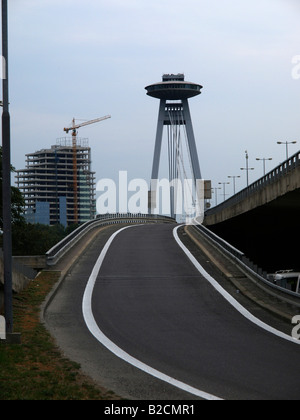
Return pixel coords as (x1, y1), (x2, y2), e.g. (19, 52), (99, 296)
(13, 256), (47, 271)
(0, 256), (32, 294)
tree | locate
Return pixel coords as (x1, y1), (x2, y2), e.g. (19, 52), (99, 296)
(0, 146), (25, 229)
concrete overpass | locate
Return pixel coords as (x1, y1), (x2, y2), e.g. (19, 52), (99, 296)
(204, 151), (300, 272)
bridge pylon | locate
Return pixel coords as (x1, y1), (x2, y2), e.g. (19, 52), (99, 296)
(145, 74), (204, 219)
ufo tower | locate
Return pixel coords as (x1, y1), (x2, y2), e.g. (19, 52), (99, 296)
(145, 74), (203, 218)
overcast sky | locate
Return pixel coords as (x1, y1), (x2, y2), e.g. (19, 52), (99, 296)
(6, 0), (300, 204)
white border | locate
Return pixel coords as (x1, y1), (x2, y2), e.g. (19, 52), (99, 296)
(82, 225), (222, 401)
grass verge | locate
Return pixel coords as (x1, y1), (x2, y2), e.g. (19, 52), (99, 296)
(0, 271), (121, 400)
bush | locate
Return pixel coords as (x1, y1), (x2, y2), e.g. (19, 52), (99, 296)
(10, 223), (78, 256)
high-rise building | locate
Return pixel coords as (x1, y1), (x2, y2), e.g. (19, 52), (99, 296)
(16, 138), (96, 226)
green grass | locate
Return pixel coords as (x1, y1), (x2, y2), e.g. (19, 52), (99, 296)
(0, 271), (121, 400)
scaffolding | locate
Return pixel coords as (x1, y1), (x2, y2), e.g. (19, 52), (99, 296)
(56, 137), (89, 148)
(16, 141), (96, 226)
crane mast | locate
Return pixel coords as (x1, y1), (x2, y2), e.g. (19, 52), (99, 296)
(63, 115), (111, 224)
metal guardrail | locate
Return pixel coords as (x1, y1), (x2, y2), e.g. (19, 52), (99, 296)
(194, 223), (300, 300)
(46, 213), (176, 266)
(206, 150), (300, 217)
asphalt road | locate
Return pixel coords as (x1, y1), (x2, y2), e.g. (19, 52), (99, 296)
(87, 224), (300, 400)
(46, 223), (300, 400)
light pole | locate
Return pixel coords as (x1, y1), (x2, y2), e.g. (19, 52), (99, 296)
(211, 187), (222, 206)
(277, 141), (297, 160)
(218, 182), (230, 202)
(2, 0), (13, 335)
(256, 157), (272, 176)
(241, 150), (254, 187)
(228, 175), (241, 195)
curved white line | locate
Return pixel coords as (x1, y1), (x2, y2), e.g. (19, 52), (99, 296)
(82, 225), (222, 401)
(173, 225), (300, 346)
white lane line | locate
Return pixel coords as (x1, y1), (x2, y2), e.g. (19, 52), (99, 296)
(82, 225), (223, 401)
(173, 225), (300, 346)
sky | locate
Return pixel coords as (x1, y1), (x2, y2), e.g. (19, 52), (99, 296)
(5, 0), (300, 206)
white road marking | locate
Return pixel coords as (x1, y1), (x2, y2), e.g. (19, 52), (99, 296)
(82, 225), (223, 401)
(173, 225), (300, 346)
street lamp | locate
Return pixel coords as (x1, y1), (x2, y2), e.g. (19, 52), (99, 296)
(240, 150), (254, 187)
(2, 0), (13, 336)
(211, 187), (222, 206)
(218, 182), (230, 202)
(228, 175), (241, 195)
(256, 157), (272, 176)
(277, 141), (297, 160)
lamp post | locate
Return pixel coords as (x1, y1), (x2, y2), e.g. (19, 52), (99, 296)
(241, 150), (254, 187)
(256, 157), (272, 176)
(277, 141), (297, 160)
(2, 0), (13, 335)
(228, 175), (241, 195)
(211, 187), (222, 206)
(218, 182), (230, 202)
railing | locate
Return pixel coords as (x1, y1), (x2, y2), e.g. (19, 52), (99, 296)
(194, 223), (300, 300)
(46, 213), (176, 266)
(206, 150), (300, 217)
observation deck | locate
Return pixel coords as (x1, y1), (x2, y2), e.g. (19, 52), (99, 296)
(145, 74), (202, 100)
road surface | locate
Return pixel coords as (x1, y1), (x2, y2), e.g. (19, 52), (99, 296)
(83, 224), (300, 400)
(46, 224), (300, 400)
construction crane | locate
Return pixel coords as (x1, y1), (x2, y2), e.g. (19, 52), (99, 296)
(64, 115), (111, 225)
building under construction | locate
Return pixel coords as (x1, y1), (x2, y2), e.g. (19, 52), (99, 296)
(16, 138), (96, 226)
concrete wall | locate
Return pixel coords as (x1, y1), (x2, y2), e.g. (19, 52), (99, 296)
(0, 255), (34, 312)
(13, 255), (47, 271)
(0, 257), (32, 294)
